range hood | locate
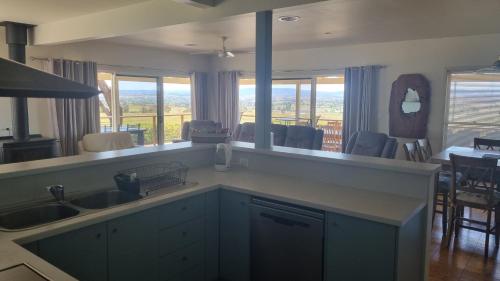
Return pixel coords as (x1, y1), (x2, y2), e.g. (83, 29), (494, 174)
(1, 21), (100, 142)
(0, 57), (100, 98)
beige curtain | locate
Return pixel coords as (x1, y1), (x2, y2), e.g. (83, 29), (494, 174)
(342, 65), (379, 152)
(50, 59), (100, 156)
(217, 71), (240, 133)
(190, 72), (208, 120)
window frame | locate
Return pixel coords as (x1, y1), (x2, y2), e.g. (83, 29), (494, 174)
(98, 71), (192, 145)
(443, 67), (500, 148)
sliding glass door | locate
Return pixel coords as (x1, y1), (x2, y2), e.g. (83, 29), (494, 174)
(116, 76), (158, 145)
(163, 77), (192, 142)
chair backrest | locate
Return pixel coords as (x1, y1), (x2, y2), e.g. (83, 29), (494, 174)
(284, 125), (323, 150)
(271, 124), (288, 146)
(450, 153), (498, 207)
(474, 137), (500, 151)
(345, 131), (397, 159)
(284, 125), (313, 149)
(81, 132), (134, 153)
(416, 138), (432, 162)
(403, 142), (420, 162)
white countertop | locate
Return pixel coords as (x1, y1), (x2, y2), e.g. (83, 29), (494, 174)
(0, 141), (440, 181)
(0, 165), (425, 280)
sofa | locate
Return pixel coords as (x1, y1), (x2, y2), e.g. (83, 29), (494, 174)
(234, 122), (324, 150)
(344, 131), (398, 159)
(78, 132), (135, 154)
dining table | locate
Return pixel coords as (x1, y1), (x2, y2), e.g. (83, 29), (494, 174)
(431, 146), (500, 167)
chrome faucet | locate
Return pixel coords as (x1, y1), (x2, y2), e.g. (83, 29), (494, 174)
(46, 185), (65, 202)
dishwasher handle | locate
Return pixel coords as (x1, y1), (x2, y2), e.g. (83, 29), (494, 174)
(260, 212), (310, 228)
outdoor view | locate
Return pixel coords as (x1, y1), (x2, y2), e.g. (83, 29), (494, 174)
(239, 76), (344, 151)
(97, 73), (191, 145)
(239, 77), (344, 125)
(446, 72), (500, 147)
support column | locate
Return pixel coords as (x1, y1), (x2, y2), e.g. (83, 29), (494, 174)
(255, 10), (273, 149)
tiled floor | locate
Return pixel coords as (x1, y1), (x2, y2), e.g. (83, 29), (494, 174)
(429, 210), (500, 281)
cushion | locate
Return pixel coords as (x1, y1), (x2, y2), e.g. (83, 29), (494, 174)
(456, 190), (500, 206)
(82, 132), (134, 152)
(437, 171), (463, 193)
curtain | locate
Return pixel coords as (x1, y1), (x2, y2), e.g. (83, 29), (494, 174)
(50, 59), (100, 156)
(342, 65), (379, 152)
(217, 71), (240, 132)
(190, 72), (209, 120)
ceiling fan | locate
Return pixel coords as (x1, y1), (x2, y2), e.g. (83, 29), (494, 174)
(190, 36), (253, 58)
(476, 56), (500, 74)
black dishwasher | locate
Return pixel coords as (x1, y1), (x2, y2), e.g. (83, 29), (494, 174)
(250, 197), (325, 281)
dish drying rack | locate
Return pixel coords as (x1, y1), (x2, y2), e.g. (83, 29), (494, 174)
(114, 161), (189, 195)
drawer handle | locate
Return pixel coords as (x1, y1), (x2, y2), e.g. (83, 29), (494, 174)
(96, 233), (102, 239)
(112, 228), (118, 234)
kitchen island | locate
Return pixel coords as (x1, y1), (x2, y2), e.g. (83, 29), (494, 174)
(0, 142), (439, 281)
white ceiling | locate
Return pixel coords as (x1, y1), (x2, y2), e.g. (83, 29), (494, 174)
(0, 0), (151, 24)
(103, 0), (500, 53)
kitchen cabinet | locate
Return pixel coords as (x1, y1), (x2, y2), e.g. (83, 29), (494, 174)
(325, 212), (397, 281)
(108, 208), (159, 281)
(204, 190), (220, 281)
(38, 223), (107, 281)
(219, 190), (250, 281)
(157, 194), (206, 281)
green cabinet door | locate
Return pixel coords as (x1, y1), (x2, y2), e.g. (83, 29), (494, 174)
(219, 190), (250, 281)
(108, 208), (159, 281)
(204, 190), (219, 281)
(325, 213), (397, 281)
(38, 223), (107, 281)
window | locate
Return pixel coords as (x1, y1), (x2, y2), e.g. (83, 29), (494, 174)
(97, 72), (192, 145)
(117, 76), (158, 145)
(237, 75), (345, 151)
(446, 72), (500, 147)
(239, 78), (256, 123)
(163, 77), (192, 143)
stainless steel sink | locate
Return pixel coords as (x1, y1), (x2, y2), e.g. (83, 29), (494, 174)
(70, 190), (142, 209)
(0, 203), (80, 230)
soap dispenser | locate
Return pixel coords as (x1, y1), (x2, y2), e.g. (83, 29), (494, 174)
(215, 143), (232, 172)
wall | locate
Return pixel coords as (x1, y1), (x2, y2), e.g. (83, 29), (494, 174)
(209, 33), (500, 154)
(0, 27), (210, 138)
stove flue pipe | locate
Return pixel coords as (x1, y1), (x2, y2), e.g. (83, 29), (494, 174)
(4, 22), (30, 141)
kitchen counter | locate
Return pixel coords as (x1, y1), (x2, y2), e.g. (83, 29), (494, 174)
(0, 165), (426, 281)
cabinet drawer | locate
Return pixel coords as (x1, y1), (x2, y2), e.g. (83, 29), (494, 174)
(166, 266), (204, 281)
(160, 218), (203, 255)
(159, 195), (204, 229)
(159, 242), (203, 279)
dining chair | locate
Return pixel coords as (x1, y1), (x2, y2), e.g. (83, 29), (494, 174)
(474, 137), (500, 151)
(415, 138), (457, 236)
(403, 142), (420, 162)
(447, 153), (500, 259)
(416, 138), (432, 162)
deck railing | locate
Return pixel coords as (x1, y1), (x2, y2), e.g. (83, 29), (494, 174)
(100, 113), (192, 144)
(239, 114), (343, 152)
